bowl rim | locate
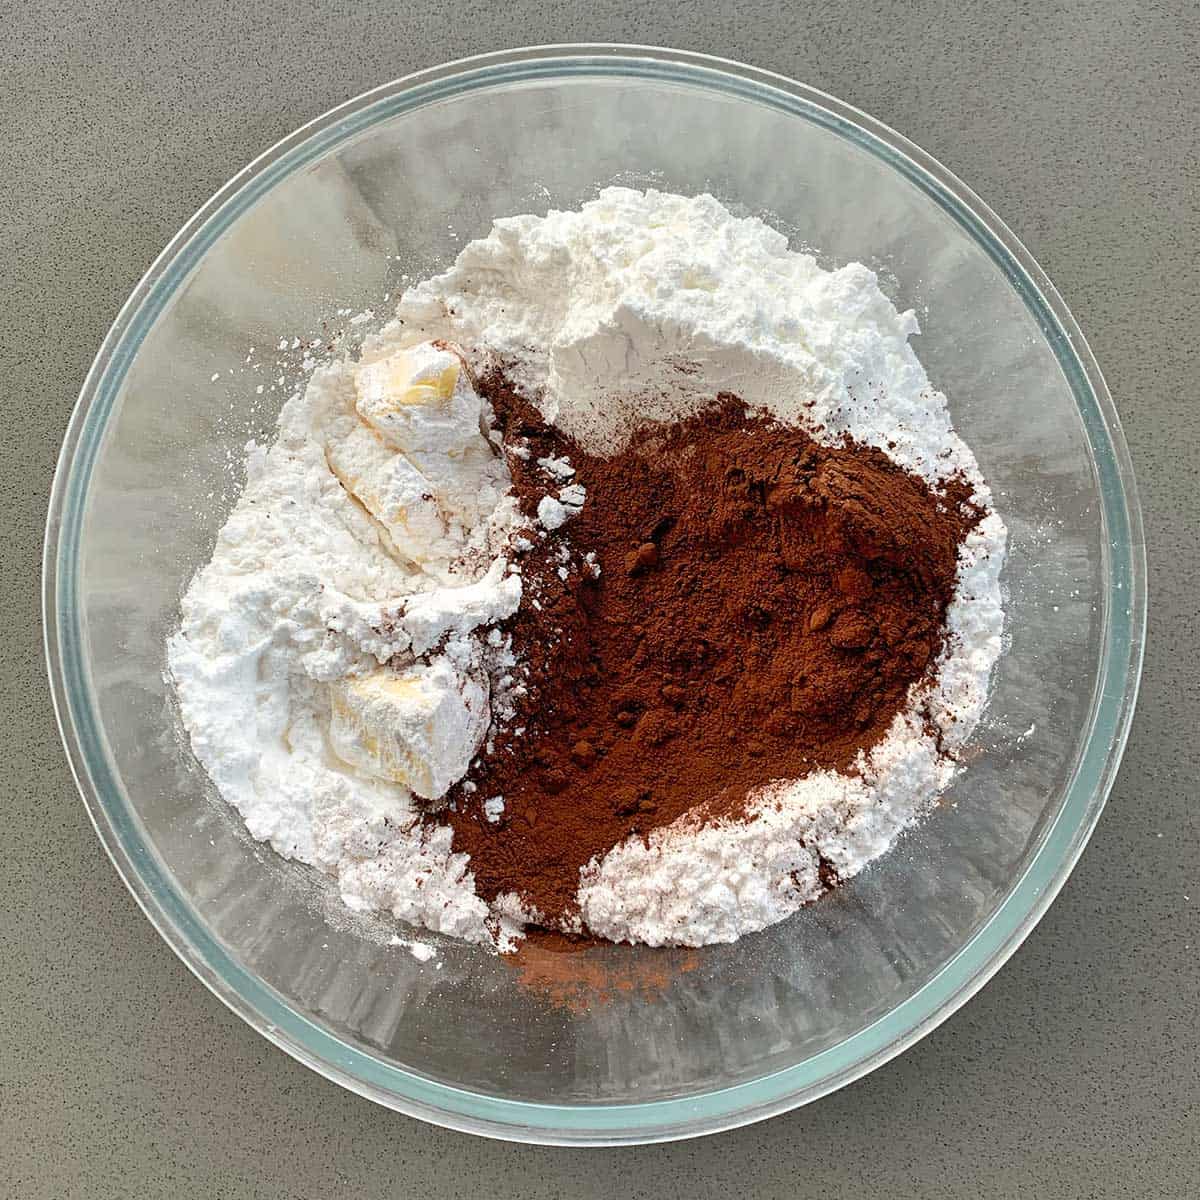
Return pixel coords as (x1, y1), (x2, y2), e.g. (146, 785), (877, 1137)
(43, 43), (1146, 1145)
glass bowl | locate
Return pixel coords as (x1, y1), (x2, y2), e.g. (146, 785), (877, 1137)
(44, 45), (1145, 1144)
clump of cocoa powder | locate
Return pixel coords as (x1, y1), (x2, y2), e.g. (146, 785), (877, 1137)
(440, 374), (981, 931)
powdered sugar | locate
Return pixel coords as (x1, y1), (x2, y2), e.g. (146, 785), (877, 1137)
(389, 934), (439, 963)
(170, 188), (1006, 952)
(169, 344), (527, 946)
(388, 188), (986, 494)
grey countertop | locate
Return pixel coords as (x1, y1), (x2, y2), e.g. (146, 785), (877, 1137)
(4, 2), (1197, 1196)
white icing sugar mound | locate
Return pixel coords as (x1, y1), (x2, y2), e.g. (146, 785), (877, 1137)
(171, 188), (1007, 952)
(387, 186), (984, 492)
(168, 342), (524, 945)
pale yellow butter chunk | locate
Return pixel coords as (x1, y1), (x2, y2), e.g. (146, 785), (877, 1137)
(322, 420), (446, 556)
(354, 343), (483, 460)
(357, 351), (460, 413)
(328, 660), (489, 800)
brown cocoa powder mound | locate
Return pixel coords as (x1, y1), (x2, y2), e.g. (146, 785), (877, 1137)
(440, 375), (982, 931)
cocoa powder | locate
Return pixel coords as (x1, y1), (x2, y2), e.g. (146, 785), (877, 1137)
(504, 929), (700, 1011)
(440, 375), (981, 932)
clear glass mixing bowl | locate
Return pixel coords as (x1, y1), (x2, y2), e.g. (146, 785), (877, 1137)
(44, 46), (1145, 1144)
